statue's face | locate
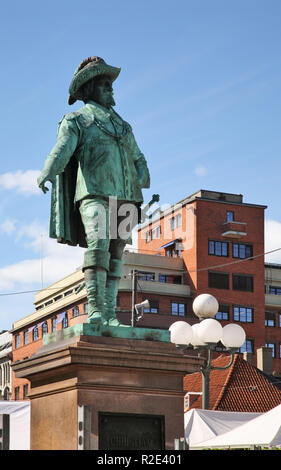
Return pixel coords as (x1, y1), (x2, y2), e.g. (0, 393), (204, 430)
(94, 76), (115, 108)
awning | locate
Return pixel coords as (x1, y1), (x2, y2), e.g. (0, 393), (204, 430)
(156, 239), (181, 251)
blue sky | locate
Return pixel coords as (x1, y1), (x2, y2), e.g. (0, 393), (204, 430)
(0, 0), (281, 330)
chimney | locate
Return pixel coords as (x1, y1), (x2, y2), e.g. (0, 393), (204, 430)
(243, 352), (253, 365)
(256, 347), (273, 375)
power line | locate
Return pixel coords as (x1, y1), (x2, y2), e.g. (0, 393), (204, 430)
(0, 246), (280, 298)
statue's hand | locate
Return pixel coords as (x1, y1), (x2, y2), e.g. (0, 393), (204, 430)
(37, 174), (51, 194)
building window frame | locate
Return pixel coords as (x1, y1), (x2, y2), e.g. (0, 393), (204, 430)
(233, 305), (253, 323)
(52, 317), (57, 332)
(171, 302), (186, 317)
(138, 271), (155, 281)
(208, 271), (230, 290)
(24, 330), (29, 345)
(265, 342), (276, 358)
(215, 305), (229, 321)
(226, 210), (234, 222)
(269, 286), (281, 296)
(15, 334), (20, 349)
(265, 311), (276, 327)
(232, 274), (254, 292)
(42, 322), (48, 336)
(143, 299), (159, 314)
(239, 338), (254, 353)
(72, 306), (79, 317)
(62, 313), (68, 329)
(209, 240), (229, 257)
(232, 242), (253, 259)
(33, 327), (39, 341)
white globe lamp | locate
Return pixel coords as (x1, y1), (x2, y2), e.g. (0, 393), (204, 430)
(169, 321), (193, 345)
(221, 324), (246, 349)
(197, 318), (223, 344)
(190, 323), (207, 347)
(193, 294), (219, 319)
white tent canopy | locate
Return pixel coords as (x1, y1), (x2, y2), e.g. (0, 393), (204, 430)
(0, 401), (30, 450)
(190, 403), (281, 449)
(185, 408), (260, 446)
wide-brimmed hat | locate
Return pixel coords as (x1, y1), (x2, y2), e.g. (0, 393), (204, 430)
(68, 56), (121, 105)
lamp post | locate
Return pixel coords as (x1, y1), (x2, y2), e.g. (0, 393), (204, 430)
(169, 294), (246, 410)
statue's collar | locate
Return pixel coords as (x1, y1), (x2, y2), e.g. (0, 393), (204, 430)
(86, 100), (112, 120)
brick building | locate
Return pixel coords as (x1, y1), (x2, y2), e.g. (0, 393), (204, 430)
(138, 190), (267, 366)
(10, 189), (281, 400)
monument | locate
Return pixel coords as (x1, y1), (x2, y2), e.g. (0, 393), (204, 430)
(14, 57), (202, 450)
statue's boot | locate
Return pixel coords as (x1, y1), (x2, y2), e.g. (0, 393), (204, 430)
(104, 259), (123, 326)
(85, 267), (107, 324)
(83, 249), (110, 325)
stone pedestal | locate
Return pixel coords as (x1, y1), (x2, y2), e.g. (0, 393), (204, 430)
(13, 333), (201, 450)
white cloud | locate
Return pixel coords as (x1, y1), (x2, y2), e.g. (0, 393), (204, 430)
(0, 220), (85, 291)
(265, 219), (281, 264)
(194, 165), (207, 176)
(0, 218), (17, 235)
(0, 170), (41, 195)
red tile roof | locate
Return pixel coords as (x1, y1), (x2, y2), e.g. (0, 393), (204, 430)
(184, 354), (281, 412)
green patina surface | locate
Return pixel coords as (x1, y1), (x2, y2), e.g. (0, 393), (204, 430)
(43, 323), (171, 346)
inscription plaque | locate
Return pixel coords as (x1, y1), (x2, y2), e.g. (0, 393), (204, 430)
(99, 412), (165, 450)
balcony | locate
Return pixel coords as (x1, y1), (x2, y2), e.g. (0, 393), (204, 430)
(221, 221), (247, 239)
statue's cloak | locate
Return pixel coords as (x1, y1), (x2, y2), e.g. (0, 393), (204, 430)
(49, 157), (87, 248)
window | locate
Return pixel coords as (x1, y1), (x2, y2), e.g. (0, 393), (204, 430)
(265, 343), (276, 358)
(151, 226), (161, 240)
(143, 299), (159, 314)
(176, 214), (182, 227)
(208, 271), (229, 289)
(269, 286), (281, 295)
(159, 274), (168, 283)
(42, 322), (48, 336)
(146, 231), (150, 243)
(15, 334), (20, 349)
(52, 317), (57, 332)
(233, 243), (253, 259)
(33, 327), (39, 341)
(216, 305), (229, 321)
(15, 387), (20, 400)
(23, 384), (28, 399)
(226, 211), (234, 222)
(265, 311), (275, 327)
(170, 217), (175, 230)
(84, 303), (88, 314)
(239, 339), (254, 353)
(72, 306), (79, 317)
(233, 306), (253, 323)
(24, 331), (29, 345)
(62, 314), (68, 328)
(209, 240), (228, 257)
(171, 302), (186, 317)
(138, 271), (155, 281)
(173, 276), (182, 284)
(64, 289), (73, 296)
(233, 274), (253, 292)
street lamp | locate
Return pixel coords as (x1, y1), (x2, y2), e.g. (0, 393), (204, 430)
(169, 294), (246, 410)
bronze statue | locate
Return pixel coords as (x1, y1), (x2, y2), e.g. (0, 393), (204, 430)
(38, 57), (150, 326)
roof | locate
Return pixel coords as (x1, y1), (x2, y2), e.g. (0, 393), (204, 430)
(184, 354), (281, 413)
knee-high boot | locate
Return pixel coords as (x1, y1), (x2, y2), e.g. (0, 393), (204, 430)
(84, 267), (107, 324)
(104, 259), (123, 325)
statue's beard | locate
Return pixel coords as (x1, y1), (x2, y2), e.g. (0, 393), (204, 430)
(94, 92), (115, 109)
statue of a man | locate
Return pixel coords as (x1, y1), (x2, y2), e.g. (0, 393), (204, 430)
(37, 56), (150, 326)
